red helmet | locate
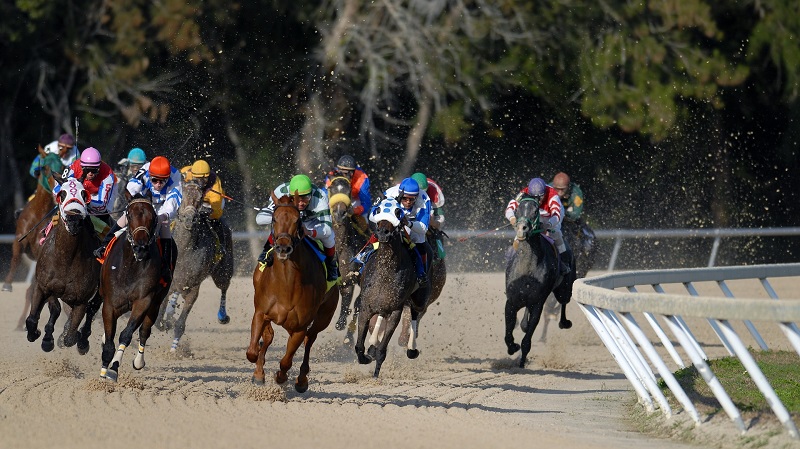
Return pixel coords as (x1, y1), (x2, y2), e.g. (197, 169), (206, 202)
(149, 156), (171, 177)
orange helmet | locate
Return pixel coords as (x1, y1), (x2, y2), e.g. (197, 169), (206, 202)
(149, 156), (171, 177)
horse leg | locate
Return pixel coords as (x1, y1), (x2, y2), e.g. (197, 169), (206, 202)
(397, 306), (411, 347)
(157, 291), (179, 331)
(2, 239), (23, 291)
(77, 293), (102, 355)
(354, 305), (373, 364)
(558, 301), (572, 329)
(16, 284), (33, 330)
(100, 301), (119, 380)
(246, 309), (268, 363)
(133, 301), (161, 370)
(344, 291), (362, 345)
(251, 322), (274, 385)
(335, 283), (355, 331)
(367, 315), (384, 359)
(405, 307), (421, 359)
(519, 303), (545, 368)
(62, 303), (86, 348)
(504, 300), (521, 356)
(373, 309), (402, 378)
(24, 285), (46, 341)
(106, 300), (148, 382)
(41, 297), (62, 352)
(276, 330), (304, 385)
(170, 287), (199, 352)
(296, 288), (338, 393)
(553, 287), (573, 330)
(56, 303), (73, 348)
(216, 288), (230, 325)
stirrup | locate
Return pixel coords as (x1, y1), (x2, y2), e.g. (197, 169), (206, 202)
(93, 246), (106, 259)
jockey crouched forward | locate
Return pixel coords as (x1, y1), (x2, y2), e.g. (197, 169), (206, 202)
(256, 174), (339, 282)
(180, 159), (230, 257)
(505, 177), (571, 275)
(94, 156), (182, 282)
(352, 178), (433, 289)
(324, 154), (372, 233)
(52, 147), (118, 236)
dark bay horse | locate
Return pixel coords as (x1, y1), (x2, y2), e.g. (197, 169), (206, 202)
(327, 175), (368, 333)
(247, 193), (339, 393)
(157, 180), (234, 352)
(504, 197), (574, 368)
(25, 177), (101, 354)
(354, 199), (428, 377)
(98, 192), (173, 382)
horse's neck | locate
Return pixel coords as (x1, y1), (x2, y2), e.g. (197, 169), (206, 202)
(516, 235), (546, 264)
(376, 235), (408, 262)
(33, 182), (55, 204)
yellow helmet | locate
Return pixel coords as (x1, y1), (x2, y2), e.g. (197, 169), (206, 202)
(191, 159), (211, 177)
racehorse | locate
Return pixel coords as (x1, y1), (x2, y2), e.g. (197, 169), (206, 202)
(98, 191), (173, 382)
(327, 175), (368, 334)
(157, 180), (234, 352)
(247, 193), (339, 393)
(25, 176), (102, 354)
(354, 199), (428, 377)
(504, 197), (574, 368)
(397, 228), (447, 347)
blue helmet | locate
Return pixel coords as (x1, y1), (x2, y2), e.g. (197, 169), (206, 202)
(399, 178), (420, 197)
(127, 147), (147, 164)
(527, 178), (546, 198)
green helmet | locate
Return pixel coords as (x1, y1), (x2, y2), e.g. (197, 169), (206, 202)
(411, 172), (428, 190)
(289, 174), (313, 196)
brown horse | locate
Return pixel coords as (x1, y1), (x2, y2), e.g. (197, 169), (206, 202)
(25, 176), (102, 354)
(157, 180), (234, 352)
(354, 199), (427, 377)
(247, 193), (339, 393)
(327, 175), (368, 334)
(98, 191), (173, 382)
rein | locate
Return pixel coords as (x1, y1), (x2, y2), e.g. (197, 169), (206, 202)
(126, 198), (158, 247)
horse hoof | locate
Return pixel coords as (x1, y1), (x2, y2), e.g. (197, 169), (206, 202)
(295, 381), (308, 394)
(507, 343), (520, 355)
(518, 359), (526, 369)
(275, 371), (288, 385)
(335, 318), (347, 331)
(559, 319), (573, 329)
(251, 376), (265, 385)
(406, 349), (419, 359)
(218, 315), (230, 325)
(105, 369), (119, 383)
(27, 329), (41, 342)
(367, 345), (377, 359)
(42, 339), (55, 352)
(357, 353), (372, 364)
(1, 283), (11, 292)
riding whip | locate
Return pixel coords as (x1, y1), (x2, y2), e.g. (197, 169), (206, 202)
(456, 223), (512, 242)
(209, 188), (261, 211)
(17, 205), (58, 242)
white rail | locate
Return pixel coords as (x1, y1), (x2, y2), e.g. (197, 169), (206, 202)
(574, 263), (800, 439)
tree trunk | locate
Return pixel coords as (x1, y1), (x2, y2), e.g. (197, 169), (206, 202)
(396, 93), (432, 180)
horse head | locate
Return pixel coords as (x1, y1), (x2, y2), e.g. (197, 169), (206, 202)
(125, 191), (158, 262)
(271, 192), (303, 261)
(370, 198), (404, 243)
(55, 177), (89, 236)
(176, 180), (205, 229)
(515, 197), (542, 241)
(327, 176), (352, 226)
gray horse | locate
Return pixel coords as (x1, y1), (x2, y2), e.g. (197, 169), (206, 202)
(504, 197), (574, 368)
(157, 180), (234, 352)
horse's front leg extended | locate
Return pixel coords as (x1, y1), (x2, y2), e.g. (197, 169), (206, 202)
(25, 286), (48, 343)
(519, 303), (545, 368)
(246, 309), (267, 363)
(277, 330), (305, 385)
(504, 300), (521, 355)
(170, 287), (199, 352)
(41, 297), (62, 352)
(100, 303), (118, 380)
(62, 303), (87, 348)
(373, 310), (402, 378)
(77, 293), (102, 355)
(134, 300), (161, 370)
(106, 299), (148, 381)
(354, 300), (372, 364)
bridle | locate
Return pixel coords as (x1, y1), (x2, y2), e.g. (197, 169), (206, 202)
(126, 198), (158, 248)
(272, 202), (304, 256)
(516, 197), (544, 241)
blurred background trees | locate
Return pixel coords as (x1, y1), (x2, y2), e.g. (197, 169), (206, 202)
(2, 0), (799, 267)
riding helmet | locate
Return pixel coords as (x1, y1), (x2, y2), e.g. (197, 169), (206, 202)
(127, 147), (147, 164)
(336, 155), (356, 171)
(289, 174), (313, 196)
(58, 133), (75, 146)
(80, 147), (102, 167)
(399, 178), (420, 197)
(527, 178), (546, 198)
(149, 156), (172, 177)
(191, 159), (211, 177)
(411, 172), (428, 191)
(552, 172), (570, 190)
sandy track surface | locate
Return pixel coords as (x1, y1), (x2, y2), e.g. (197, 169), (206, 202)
(0, 271), (795, 449)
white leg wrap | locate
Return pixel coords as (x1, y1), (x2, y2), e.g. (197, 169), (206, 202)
(111, 344), (126, 366)
(408, 320), (418, 350)
(369, 316), (384, 346)
(133, 342), (146, 370)
(170, 337), (179, 353)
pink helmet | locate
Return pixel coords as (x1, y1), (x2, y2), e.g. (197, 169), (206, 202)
(80, 147), (102, 167)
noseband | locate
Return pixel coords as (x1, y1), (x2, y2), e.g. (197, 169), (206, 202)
(272, 203), (303, 250)
(126, 198), (158, 247)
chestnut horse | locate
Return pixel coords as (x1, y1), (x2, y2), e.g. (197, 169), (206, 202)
(247, 193), (339, 393)
(354, 199), (428, 377)
(25, 176), (102, 354)
(504, 197), (574, 368)
(98, 192), (173, 382)
(157, 180), (234, 352)
(327, 175), (368, 333)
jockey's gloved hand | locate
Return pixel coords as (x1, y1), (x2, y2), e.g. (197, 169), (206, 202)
(299, 209), (310, 221)
(509, 217), (517, 226)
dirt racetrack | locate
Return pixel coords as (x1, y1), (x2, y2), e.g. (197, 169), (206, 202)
(1, 271), (798, 449)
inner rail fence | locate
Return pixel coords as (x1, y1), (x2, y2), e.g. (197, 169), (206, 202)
(574, 263), (800, 439)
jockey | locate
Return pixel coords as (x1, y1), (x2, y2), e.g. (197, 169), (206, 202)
(324, 154), (371, 232)
(410, 172), (445, 230)
(117, 147), (148, 179)
(94, 156), (182, 281)
(551, 172), (585, 223)
(56, 133), (80, 167)
(180, 159), (229, 246)
(353, 178), (432, 286)
(53, 147), (118, 233)
(256, 174), (339, 281)
(505, 177), (570, 275)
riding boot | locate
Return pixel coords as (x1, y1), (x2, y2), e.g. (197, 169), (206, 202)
(324, 253), (339, 282)
(350, 234), (378, 274)
(94, 222), (122, 258)
(413, 246), (428, 286)
(160, 238), (174, 283)
(257, 238), (274, 266)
